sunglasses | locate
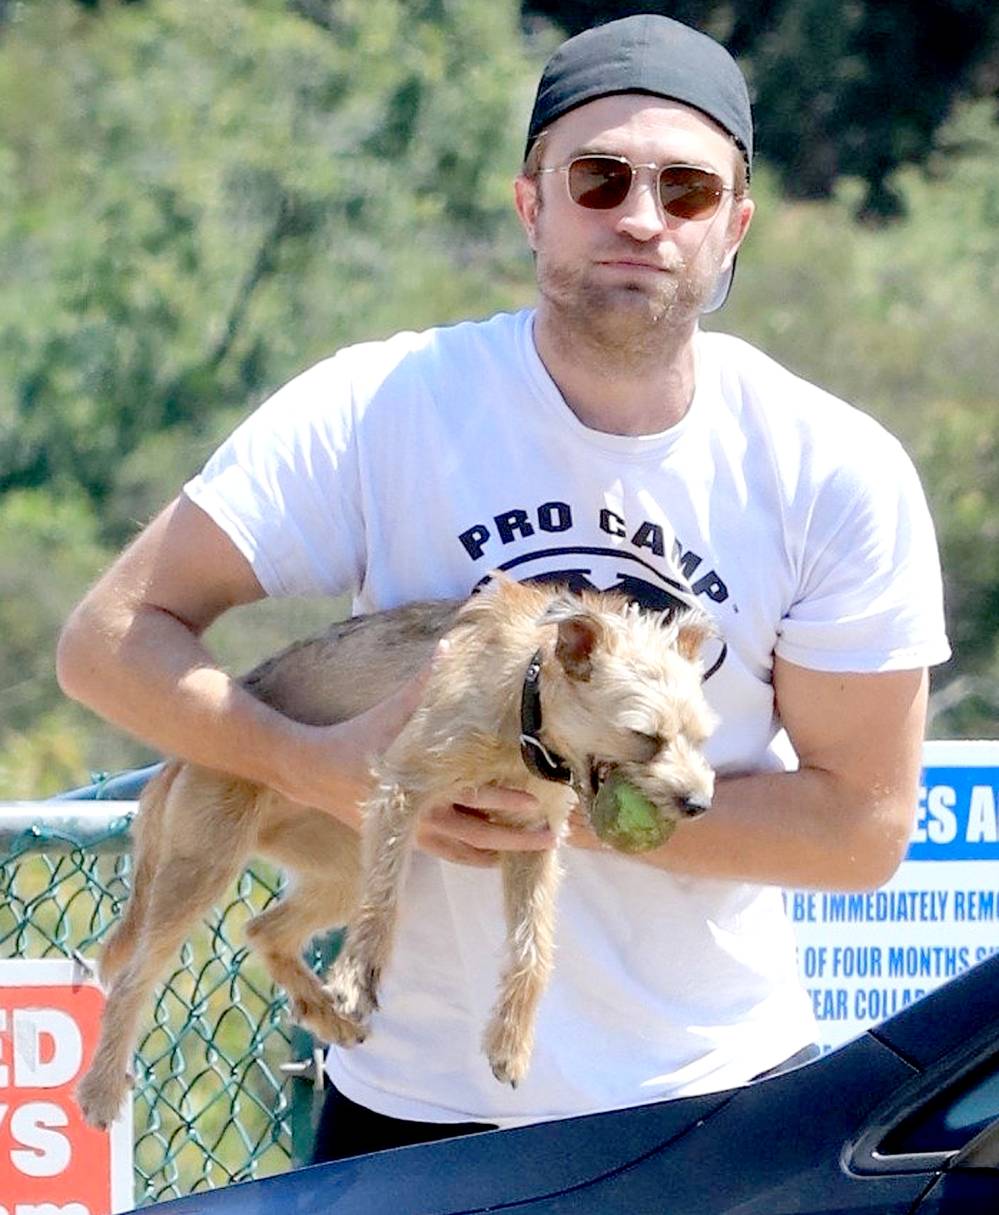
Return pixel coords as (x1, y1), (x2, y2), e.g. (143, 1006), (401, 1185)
(535, 155), (734, 221)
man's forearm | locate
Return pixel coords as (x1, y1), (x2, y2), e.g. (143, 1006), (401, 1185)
(57, 600), (318, 796)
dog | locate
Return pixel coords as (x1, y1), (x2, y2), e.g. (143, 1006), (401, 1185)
(76, 576), (717, 1129)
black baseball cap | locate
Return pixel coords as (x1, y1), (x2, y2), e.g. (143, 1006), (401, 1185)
(525, 14), (753, 310)
(526, 15), (752, 169)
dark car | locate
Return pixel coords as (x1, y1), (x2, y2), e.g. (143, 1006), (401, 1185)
(144, 952), (999, 1214)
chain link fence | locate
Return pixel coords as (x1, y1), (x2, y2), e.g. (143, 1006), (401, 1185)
(0, 767), (331, 1206)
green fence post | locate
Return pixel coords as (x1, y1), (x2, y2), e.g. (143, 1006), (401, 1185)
(284, 929), (344, 1166)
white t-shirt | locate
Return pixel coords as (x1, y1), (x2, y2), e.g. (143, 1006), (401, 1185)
(185, 308), (950, 1127)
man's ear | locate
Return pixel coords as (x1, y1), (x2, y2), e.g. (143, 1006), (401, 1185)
(514, 174), (540, 250)
(721, 195), (755, 270)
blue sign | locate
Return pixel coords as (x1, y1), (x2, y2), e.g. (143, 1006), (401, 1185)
(790, 740), (999, 1049)
(909, 766), (999, 860)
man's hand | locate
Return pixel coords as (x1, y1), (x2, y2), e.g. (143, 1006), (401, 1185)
(416, 788), (554, 867)
(277, 653), (554, 867)
(273, 657), (441, 827)
(566, 805), (604, 852)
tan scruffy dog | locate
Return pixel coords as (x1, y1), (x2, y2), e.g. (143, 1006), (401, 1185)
(76, 577), (717, 1129)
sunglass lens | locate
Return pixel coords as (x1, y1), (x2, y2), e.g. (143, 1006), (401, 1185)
(658, 167), (724, 220)
(567, 157), (633, 210)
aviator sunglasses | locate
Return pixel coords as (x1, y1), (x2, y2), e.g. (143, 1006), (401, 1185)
(535, 155), (734, 220)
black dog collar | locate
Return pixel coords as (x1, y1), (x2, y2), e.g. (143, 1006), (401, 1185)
(519, 650), (573, 785)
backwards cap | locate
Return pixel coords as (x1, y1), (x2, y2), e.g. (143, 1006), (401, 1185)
(526, 14), (752, 168)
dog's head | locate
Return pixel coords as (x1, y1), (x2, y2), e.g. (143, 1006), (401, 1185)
(536, 594), (717, 848)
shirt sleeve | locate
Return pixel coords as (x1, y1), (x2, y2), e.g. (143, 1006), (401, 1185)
(183, 354), (366, 598)
(775, 438), (951, 673)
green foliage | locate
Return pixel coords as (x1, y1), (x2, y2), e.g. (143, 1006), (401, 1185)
(0, 490), (105, 732)
(716, 102), (999, 429)
(745, 0), (999, 218)
(0, 486), (162, 793)
(0, 706), (91, 799)
(0, 0), (534, 527)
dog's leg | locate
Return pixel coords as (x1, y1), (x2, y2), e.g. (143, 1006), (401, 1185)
(98, 763), (180, 986)
(483, 848), (562, 1088)
(324, 781), (419, 1031)
(246, 876), (366, 1046)
(77, 776), (259, 1130)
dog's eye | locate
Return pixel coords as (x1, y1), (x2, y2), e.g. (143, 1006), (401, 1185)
(632, 731), (662, 760)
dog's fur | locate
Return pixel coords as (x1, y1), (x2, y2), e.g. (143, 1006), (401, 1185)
(76, 577), (717, 1129)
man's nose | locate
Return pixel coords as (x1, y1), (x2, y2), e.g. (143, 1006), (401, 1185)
(614, 172), (667, 242)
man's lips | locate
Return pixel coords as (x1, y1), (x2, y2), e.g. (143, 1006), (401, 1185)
(595, 258), (674, 273)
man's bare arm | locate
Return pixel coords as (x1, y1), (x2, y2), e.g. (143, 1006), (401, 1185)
(571, 659), (928, 892)
(56, 496), (417, 824)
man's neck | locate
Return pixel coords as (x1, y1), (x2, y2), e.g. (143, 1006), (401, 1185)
(532, 305), (699, 436)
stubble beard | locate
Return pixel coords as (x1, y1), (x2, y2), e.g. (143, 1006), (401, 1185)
(535, 232), (727, 374)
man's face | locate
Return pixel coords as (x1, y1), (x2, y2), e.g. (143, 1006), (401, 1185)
(515, 95), (754, 348)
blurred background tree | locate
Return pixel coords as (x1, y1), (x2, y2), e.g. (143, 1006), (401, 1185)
(0, 0), (534, 529)
(0, 0), (995, 794)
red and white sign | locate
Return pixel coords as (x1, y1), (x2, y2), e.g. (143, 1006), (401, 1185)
(0, 959), (132, 1215)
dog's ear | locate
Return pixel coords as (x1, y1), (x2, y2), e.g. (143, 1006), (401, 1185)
(537, 599), (603, 682)
(674, 608), (716, 662)
(555, 614), (603, 681)
(540, 596), (609, 681)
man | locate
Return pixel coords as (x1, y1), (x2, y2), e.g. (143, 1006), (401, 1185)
(57, 15), (949, 1161)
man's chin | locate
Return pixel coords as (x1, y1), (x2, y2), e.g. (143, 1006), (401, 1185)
(582, 283), (692, 330)
(539, 273), (707, 355)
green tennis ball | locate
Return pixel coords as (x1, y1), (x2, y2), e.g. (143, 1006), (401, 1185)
(591, 773), (675, 854)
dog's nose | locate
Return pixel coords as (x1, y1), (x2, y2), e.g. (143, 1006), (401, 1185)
(680, 794), (711, 818)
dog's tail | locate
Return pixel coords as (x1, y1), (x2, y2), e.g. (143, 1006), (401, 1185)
(99, 761), (181, 986)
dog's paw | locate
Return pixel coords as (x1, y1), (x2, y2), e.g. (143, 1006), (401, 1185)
(292, 991), (367, 1047)
(483, 1019), (531, 1089)
(76, 1065), (132, 1131)
(325, 953), (380, 1025)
